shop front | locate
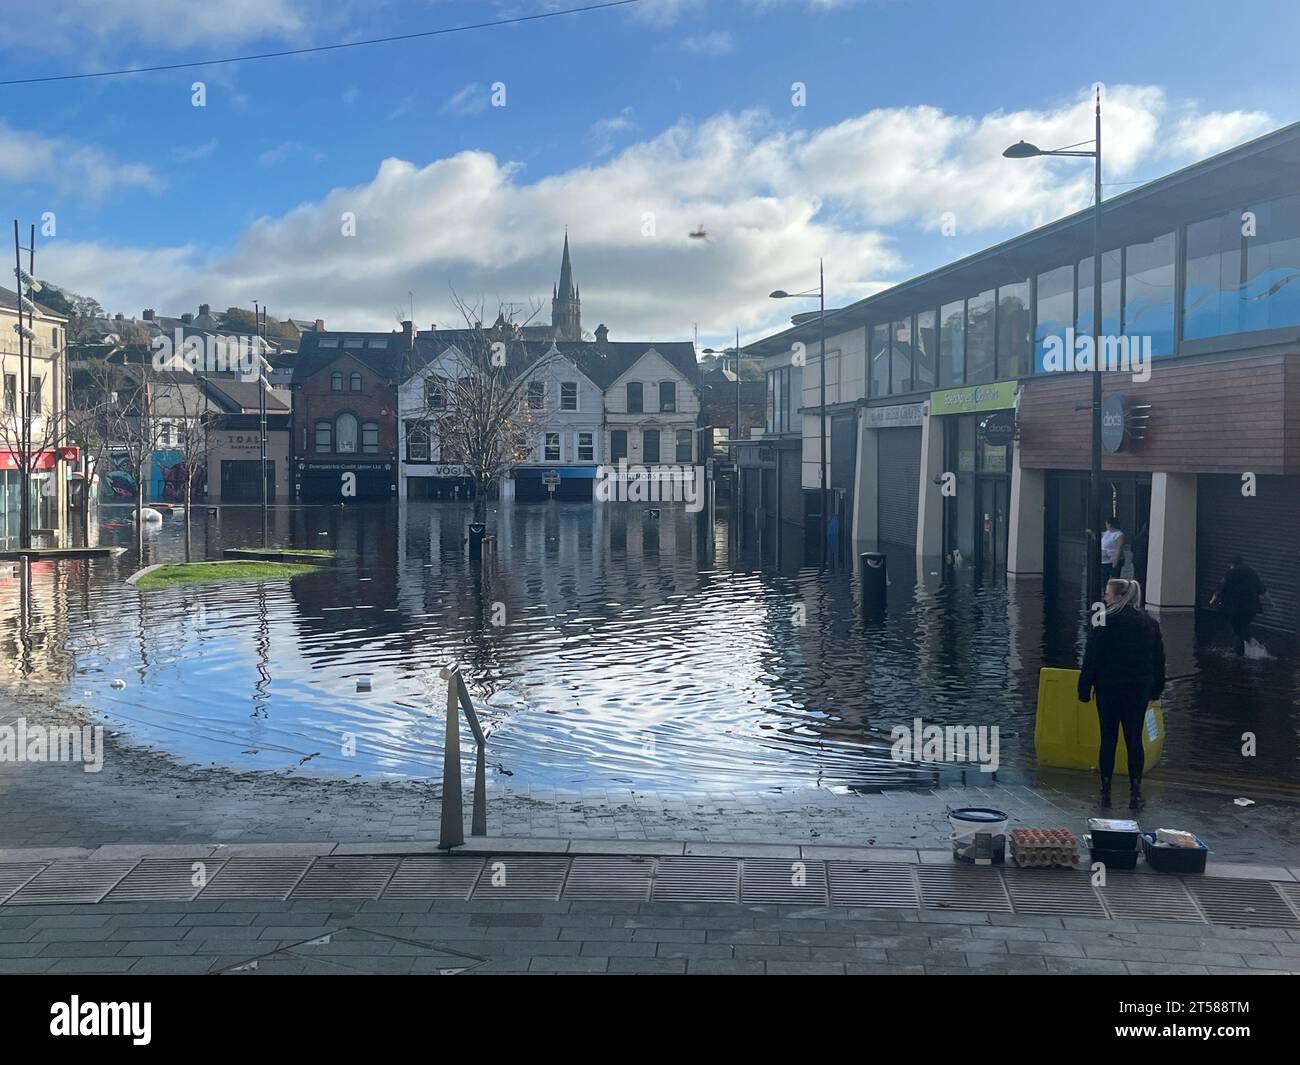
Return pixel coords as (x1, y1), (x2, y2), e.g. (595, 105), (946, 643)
(1016, 352), (1300, 633)
(296, 459), (397, 504)
(927, 381), (1018, 582)
(0, 447), (75, 545)
(853, 400), (924, 553)
(514, 466), (595, 503)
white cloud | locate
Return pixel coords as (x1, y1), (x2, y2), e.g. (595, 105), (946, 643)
(258, 141), (325, 167)
(681, 30), (734, 55)
(441, 83), (490, 118)
(0, 121), (164, 200)
(588, 108), (639, 156)
(342, 87), (361, 106)
(37, 84), (1275, 345)
(17, 0), (306, 53)
(1167, 109), (1274, 158)
(172, 140), (218, 163)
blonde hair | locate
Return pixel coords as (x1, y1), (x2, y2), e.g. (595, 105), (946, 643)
(1105, 578), (1142, 613)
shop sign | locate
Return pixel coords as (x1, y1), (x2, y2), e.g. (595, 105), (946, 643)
(980, 410), (1015, 447)
(1101, 394), (1128, 453)
(929, 380), (1019, 415)
(862, 402), (924, 429)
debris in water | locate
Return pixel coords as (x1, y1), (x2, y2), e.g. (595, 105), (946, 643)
(1234, 797), (1255, 807)
(110, 679), (126, 689)
(357, 678), (372, 692)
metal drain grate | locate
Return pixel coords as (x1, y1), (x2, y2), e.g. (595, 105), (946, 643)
(916, 865), (1013, 912)
(1276, 882), (1300, 922)
(651, 857), (740, 903)
(1186, 877), (1300, 929)
(470, 856), (571, 901)
(563, 856), (655, 901)
(197, 858), (314, 900)
(6, 860), (138, 905)
(1002, 869), (1106, 917)
(827, 862), (920, 908)
(0, 863), (47, 904)
(740, 858), (829, 905)
(291, 857), (400, 900)
(383, 857), (485, 901)
(1097, 874), (1204, 922)
(105, 859), (228, 902)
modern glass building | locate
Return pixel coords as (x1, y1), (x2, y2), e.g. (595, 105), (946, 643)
(744, 120), (1300, 633)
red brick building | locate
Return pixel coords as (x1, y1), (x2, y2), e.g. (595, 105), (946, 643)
(290, 323), (416, 503)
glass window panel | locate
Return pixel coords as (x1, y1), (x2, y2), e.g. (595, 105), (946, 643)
(1185, 210), (1243, 340)
(1076, 250), (1122, 338)
(315, 421), (332, 452)
(912, 309), (937, 389)
(1242, 193), (1300, 332)
(939, 300), (965, 385)
(1123, 232), (1175, 357)
(336, 413), (358, 453)
(627, 382), (643, 413)
(1035, 264), (1073, 373)
(965, 289), (996, 384)
(868, 324), (889, 397)
(578, 432), (594, 461)
(788, 365), (802, 432)
(544, 432), (561, 461)
(643, 428), (660, 463)
(996, 282), (1030, 378)
(675, 429), (692, 462)
(361, 422), (379, 454)
(659, 381), (676, 412)
(889, 319), (913, 395)
(560, 382), (578, 410)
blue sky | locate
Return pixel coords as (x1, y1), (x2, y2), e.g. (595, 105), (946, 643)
(2, 0), (1297, 347)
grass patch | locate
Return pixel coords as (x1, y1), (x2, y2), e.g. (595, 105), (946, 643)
(135, 560), (322, 589)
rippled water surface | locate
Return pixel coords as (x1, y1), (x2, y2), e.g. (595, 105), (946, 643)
(3, 502), (1298, 793)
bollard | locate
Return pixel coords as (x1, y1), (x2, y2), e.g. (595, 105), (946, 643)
(860, 552), (887, 619)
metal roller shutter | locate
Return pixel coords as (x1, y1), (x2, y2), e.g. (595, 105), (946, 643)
(877, 427), (922, 550)
(1196, 474), (1299, 633)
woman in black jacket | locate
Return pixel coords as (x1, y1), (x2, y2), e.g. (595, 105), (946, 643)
(1078, 578), (1166, 810)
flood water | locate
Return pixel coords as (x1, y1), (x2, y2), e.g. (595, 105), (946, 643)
(2, 501), (1298, 794)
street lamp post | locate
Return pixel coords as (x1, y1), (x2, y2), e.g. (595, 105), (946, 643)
(1004, 87), (1104, 604)
(771, 261), (828, 567)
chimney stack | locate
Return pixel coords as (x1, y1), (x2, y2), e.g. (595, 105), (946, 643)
(401, 320), (417, 350)
(199, 303), (210, 317)
(181, 313), (193, 324)
(594, 323), (609, 354)
(142, 309), (154, 321)
(314, 319), (324, 332)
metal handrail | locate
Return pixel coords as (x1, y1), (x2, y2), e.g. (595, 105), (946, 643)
(438, 665), (487, 849)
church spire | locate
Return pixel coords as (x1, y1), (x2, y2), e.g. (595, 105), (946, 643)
(551, 228), (581, 340)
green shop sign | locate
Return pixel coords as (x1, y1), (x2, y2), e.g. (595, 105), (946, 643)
(928, 380), (1019, 415)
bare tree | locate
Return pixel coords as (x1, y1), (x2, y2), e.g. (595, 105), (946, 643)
(159, 374), (216, 561)
(65, 356), (129, 545)
(102, 360), (171, 558)
(414, 295), (556, 530)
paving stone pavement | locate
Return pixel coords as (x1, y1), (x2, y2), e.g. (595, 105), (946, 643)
(0, 897), (1297, 975)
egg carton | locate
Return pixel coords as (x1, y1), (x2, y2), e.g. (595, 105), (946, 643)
(1009, 828), (1082, 869)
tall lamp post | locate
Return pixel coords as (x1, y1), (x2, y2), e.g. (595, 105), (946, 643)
(771, 260), (827, 567)
(702, 326), (742, 447)
(1004, 86), (1104, 603)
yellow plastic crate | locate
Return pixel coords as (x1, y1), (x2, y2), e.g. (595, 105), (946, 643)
(1034, 667), (1164, 773)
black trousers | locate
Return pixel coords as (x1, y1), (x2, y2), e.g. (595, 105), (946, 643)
(1228, 610), (1256, 656)
(1096, 683), (1148, 784)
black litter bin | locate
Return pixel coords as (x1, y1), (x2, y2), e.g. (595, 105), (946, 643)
(860, 552), (887, 617)
(468, 522), (486, 559)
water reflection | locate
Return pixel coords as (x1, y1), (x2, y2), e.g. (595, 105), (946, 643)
(0, 501), (1296, 793)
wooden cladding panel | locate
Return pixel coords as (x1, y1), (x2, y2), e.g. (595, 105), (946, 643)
(1017, 354), (1291, 474)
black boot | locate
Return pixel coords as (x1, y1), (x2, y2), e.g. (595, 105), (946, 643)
(1128, 782), (1144, 811)
(1098, 777), (1112, 808)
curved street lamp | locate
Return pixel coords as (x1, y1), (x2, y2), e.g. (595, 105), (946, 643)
(771, 260), (828, 568)
(1004, 88), (1104, 604)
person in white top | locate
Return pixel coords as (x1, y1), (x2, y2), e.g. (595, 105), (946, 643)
(1100, 517), (1125, 585)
